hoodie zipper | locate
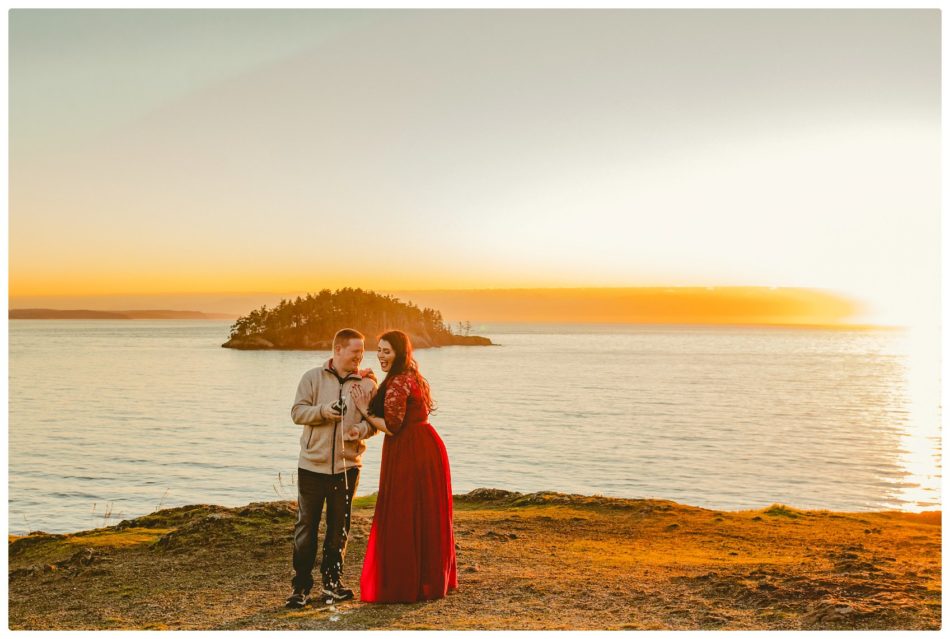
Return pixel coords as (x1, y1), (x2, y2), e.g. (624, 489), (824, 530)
(327, 367), (355, 475)
(331, 419), (338, 475)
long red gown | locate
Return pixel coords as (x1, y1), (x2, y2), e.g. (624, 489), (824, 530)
(359, 372), (458, 603)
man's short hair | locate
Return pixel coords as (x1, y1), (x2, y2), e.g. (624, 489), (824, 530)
(333, 328), (364, 350)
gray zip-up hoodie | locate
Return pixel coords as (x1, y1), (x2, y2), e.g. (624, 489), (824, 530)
(291, 359), (377, 474)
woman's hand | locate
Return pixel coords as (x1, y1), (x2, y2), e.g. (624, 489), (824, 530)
(350, 384), (371, 415)
(350, 386), (391, 436)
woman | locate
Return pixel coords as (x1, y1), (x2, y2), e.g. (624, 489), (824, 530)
(350, 330), (458, 603)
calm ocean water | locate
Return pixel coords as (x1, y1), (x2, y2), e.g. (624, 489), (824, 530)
(7, 320), (942, 535)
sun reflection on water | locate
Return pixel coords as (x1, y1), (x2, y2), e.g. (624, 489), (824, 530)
(892, 326), (942, 511)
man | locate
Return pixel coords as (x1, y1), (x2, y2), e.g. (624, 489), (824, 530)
(286, 328), (377, 608)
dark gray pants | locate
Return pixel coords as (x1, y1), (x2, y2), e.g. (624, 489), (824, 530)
(292, 466), (360, 592)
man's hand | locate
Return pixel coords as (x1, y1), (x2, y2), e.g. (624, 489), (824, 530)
(343, 426), (361, 441)
(322, 404), (343, 421)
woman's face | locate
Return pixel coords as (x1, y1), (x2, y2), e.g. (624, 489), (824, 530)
(377, 339), (396, 372)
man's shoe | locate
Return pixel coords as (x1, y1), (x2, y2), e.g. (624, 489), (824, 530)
(285, 589), (311, 609)
(321, 584), (355, 603)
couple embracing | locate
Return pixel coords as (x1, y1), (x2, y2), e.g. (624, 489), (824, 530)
(286, 328), (458, 607)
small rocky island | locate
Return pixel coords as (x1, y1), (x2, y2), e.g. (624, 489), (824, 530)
(222, 287), (491, 350)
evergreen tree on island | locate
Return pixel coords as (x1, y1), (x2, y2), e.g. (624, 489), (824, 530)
(222, 287), (491, 350)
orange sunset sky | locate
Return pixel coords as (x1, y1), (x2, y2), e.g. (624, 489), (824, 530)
(7, 10), (940, 329)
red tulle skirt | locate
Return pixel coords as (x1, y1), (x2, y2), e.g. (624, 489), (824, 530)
(360, 421), (458, 603)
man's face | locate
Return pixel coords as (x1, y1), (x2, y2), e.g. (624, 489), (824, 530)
(335, 338), (364, 374)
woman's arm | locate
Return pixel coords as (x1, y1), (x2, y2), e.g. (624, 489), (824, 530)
(351, 375), (413, 435)
(350, 385), (393, 435)
(360, 411), (392, 436)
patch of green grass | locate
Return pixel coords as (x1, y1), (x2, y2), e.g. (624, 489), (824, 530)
(762, 505), (802, 519)
(119, 504), (233, 529)
(452, 500), (510, 512)
(352, 494), (378, 509)
(231, 522), (276, 540)
(9, 535), (75, 566)
(69, 527), (173, 548)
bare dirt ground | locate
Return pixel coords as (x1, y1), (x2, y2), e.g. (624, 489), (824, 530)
(8, 489), (941, 630)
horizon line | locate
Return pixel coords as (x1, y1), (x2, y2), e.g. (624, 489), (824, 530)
(10, 284), (856, 297)
(8, 308), (899, 331)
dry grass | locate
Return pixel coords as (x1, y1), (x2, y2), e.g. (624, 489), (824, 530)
(7, 489), (941, 630)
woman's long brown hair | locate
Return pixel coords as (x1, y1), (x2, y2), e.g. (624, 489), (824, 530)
(369, 330), (436, 417)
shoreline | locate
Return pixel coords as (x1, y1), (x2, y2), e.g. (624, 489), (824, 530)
(8, 489), (938, 540)
(8, 488), (942, 630)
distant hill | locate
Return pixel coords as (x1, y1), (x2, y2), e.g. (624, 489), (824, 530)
(222, 287), (491, 350)
(9, 309), (236, 320)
